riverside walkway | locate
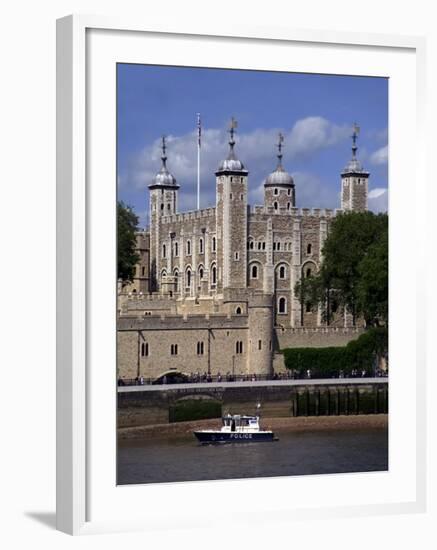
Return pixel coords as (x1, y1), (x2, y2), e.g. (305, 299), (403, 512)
(118, 377), (388, 393)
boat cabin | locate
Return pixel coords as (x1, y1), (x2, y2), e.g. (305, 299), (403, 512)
(221, 414), (260, 433)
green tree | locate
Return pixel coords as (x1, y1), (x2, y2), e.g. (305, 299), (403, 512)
(117, 201), (139, 284)
(356, 224), (388, 325)
(296, 211), (388, 326)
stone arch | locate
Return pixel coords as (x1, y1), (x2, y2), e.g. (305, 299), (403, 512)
(275, 260), (290, 280)
(197, 263), (205, 287)
(210, 262), (217, 286)
(173, 268), (180, 292)
(277, 296), (287, 314)
(185, 265), (193, 291)
(248, 260), (263, 289)
(302, 260), (318, 278)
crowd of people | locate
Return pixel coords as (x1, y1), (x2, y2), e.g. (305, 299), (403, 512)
(117, 366), (387, 387)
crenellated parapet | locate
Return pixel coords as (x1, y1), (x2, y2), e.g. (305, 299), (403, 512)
(161, 206), (216, 224)
(249, 207), (342, 220)
(118, 312), (249, 331)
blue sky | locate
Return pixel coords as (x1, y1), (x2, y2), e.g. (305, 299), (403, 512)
(117, 64), (388, 228)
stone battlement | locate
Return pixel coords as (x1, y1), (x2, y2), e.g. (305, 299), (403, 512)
(249, 206), (342, 220)
(277, 326), (362, 335)
(118, 313), (249, 331)
(161, 207), (216, 224)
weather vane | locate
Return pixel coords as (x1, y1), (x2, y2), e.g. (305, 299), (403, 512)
(278, 132), (284, 155)
(229, 116), (238, 141)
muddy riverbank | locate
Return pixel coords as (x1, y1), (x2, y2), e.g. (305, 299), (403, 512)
(118, 413), (388, 440)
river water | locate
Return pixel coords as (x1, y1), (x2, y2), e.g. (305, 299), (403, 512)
(117, 426), (388, 485)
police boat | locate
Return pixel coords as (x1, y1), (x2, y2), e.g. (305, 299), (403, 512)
(193, 410), (278, 444)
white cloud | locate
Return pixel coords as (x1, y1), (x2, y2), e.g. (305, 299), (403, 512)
(291, 172), (338, 209)
(370, 145), (388, 165)
(123, 116), (351, 214)
(368, 188), (388, 213)
(368, 188), (386, 199)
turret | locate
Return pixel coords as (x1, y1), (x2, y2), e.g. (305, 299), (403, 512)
(215, 118), (248, 290)
(148, 136), (179, 290)
(264, 133), (295, 213)
(341, 124), (369, 212)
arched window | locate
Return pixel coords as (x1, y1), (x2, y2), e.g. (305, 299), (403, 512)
(251, 264), (258, 279)
(141, 342), (149, 357)
(274, 188), (279, 195)
(287, 188), (291, 196)
(211, 264), (217, 285)
(196, 342), (204, 355)
(186, 269), (191, 288)
(279, 265), (286, 279)
(199, 238), (203, 254)
(162, 244), (166, 258)
(274, 201), (278, 210)
(249, 240), (254, 250)
(287, 202), (291, 210)
(236, 341), (243, 354)
(186, 240), (191, 255)
(235, 306), (242, 315)
(258, 241), (262, 250)
(307, 243), (312, 255)
(161, 203), (164, 211)
(212, 237), (216, 252)
(174, 242), (178, 257)
(262, 242), (266, 250)
(199, 266), (204, 280)
(278, 297), (287, 314)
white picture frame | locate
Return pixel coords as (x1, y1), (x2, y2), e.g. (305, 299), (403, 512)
(56, 14), (427, 535)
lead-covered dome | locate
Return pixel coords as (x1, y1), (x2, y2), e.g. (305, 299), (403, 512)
(216, 118), (248, 174)
(153, 164), (177, 186)
(264, 133), (294, 188)
(341, 123), (369, 176)
(264, 165), (294, 187)
(149, 136), (179, 189)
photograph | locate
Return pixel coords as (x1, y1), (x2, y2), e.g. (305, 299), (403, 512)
(115, 64), (389, 485)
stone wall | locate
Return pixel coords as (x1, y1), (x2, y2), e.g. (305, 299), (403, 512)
(117, 314), (250, 379)
(118, 380), (388, 427)
(275, 327), (365, 349)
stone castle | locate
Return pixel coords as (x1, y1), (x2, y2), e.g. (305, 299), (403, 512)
(117, 122), (369, 380)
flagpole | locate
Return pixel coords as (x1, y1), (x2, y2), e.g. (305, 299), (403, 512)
(197, 113), (201, 210)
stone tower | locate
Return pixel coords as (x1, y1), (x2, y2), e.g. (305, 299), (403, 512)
(341, 124), (369, 212)
(264, 133), (295, 214)
(247, 293), (274, 376)
(148, 136), (179, 290)
(215, 118), (248, 290)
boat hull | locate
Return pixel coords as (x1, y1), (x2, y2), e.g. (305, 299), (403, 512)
(194, 430), (276, 444)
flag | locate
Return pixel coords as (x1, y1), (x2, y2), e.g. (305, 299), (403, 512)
(197, 113), (201, 148)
